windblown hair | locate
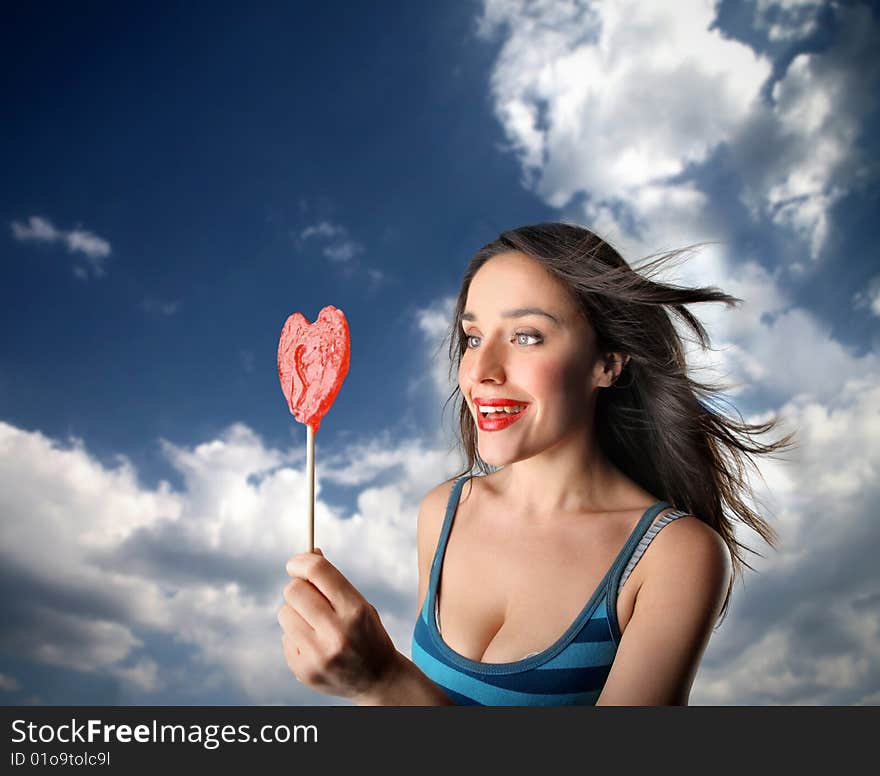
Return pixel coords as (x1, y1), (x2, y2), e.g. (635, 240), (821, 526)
(444, 222), (796, 624)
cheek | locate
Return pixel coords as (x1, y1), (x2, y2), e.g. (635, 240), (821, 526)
(534, 357), (591, 412)
(526, 359), (562, 393)
(526, 359), (575, 408)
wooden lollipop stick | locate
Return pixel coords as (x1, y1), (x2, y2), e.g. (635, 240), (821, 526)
(306, 424), (315, 553)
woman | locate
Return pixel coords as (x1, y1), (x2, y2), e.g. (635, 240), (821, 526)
(278, 223), (794, 705)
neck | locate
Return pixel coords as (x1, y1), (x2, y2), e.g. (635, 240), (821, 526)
(492, 428), (635, 518)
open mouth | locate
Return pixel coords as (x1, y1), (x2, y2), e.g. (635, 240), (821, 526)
(477, 404), (527, 419)
(474, 402), (530, 431)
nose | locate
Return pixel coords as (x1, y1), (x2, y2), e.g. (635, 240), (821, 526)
(465, 335), (506, 385)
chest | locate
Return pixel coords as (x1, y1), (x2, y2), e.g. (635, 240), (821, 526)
(436, 507), (646, 663)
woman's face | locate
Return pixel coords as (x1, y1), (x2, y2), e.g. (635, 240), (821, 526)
(458, 251), (606, 467)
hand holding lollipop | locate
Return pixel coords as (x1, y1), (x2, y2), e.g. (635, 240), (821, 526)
(277, 305), (350, 552)
(276, 306), (406, 702)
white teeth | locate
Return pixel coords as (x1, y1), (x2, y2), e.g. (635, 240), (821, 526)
(479, 405), (525, 414)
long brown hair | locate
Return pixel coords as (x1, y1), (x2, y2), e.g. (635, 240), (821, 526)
(443, 222), (796, 624)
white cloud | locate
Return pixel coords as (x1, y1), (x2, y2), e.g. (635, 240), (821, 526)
(65, 228), (112, 260)
(140, 297), (181, 317)
(10, 215), (112, 277)
(321, 432), (460, 505)
(477, 0), (771, 209)
(239, 348), (256, 374)
(0, 418), (459, 704)
(732, 3), (879, 260)
(11, 215), (58, 242)
(300, 221), (344, 240)
(754, 0), (824, 42)
(366, 268), (387, 288)
(0, 673), (22, 692)
(110, 659), (161, 692)
(641, 244), (880, 406)
(297, 218), (380, 283)
(691, 377), (880, 705)
(299, 220), (362, 263)
(476, 0), (879, 263)
(323, 240), (362, 263)
(413, 296), (457, 402)
(853, 275), (880, 317)
(407, 296), (466, 452)
(742, 5), (879, 260)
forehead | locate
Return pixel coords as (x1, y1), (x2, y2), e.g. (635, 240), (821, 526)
(465, 251), (578, 314)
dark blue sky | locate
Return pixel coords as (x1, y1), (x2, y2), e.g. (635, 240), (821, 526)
(2, 1), (556, 494)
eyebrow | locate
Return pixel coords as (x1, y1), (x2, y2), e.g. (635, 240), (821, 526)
(461, 307), (562, 325)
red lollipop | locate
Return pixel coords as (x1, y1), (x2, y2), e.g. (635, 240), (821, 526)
(278, 306), (350, 432)
(277, 305), (350, 551)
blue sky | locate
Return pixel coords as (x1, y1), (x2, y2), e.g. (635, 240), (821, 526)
(2, 0), (879, 705)
(2, 1), (547, 489)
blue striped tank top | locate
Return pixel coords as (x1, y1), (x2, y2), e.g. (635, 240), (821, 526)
(411, 474), (688, 705)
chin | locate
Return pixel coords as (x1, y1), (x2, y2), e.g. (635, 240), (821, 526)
(476, 441), (528, 468)
(477, 452), (509, 468)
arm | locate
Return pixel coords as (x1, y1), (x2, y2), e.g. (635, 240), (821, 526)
(352, 652), (456, 705)
(596, 516), (732, 706)
(280, 481), (458, 706)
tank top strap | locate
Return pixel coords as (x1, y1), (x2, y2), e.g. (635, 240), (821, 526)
(610, 500), (673, 579)
(427, 475), (472, 603)
(616, 507), (690, 591)
(600, 500), (678, 643)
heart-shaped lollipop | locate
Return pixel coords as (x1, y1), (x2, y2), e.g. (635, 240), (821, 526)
(278, 306), (350, 433)
(277, 305), (350, 553)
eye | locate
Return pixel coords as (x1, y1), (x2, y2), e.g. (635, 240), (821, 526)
(464, 332), (541, 349)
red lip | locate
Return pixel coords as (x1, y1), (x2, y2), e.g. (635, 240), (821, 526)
(473, 398), (530, 431)
(473, 398), (529, 407)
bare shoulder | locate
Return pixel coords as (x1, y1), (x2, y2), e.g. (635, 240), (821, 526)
(641, 513), (732, 591)
(637, 515), (732, 613)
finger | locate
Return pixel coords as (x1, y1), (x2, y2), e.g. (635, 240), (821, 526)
(286, 552), (358, 613)
(283, 578), (337, 631)
(278, 604), (320, 660)
(282, 634), (304, 677)
(277, 602), (310, 637)
(281, 611), (321, 685)
(282, 633), (299, 662)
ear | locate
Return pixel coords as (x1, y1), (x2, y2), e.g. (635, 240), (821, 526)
(596, 352), (630, 388)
